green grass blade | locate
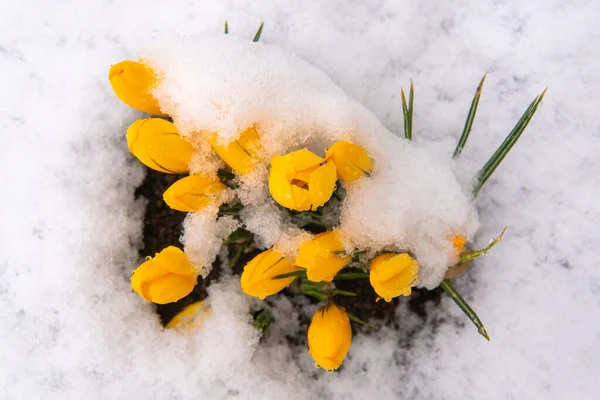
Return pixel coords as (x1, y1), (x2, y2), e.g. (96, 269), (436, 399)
(473, 88), (547, 196)
(224, 21), (229, 34)
(458, 226), (507, 264)
(253, 22), (264, 42)
(441, 279), (490, 341)
(272, 270), (306, 280)
(401, 80), (414, 140)
(453, 74), (487, 158)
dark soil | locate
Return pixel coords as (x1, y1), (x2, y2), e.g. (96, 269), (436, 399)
(134, 168), (443, 328)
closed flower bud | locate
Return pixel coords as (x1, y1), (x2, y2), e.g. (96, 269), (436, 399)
(131, 246), (197, 304)
(308, 303), (352, 371)
(295, 231), (352, 282)
(241, 249), (300, 300)
(369, 253), (419, 302)
(127, 118), (193, 174)
(325, 140), (373, 182)
(163, 174), (226, 212)
(108, 60), (165, 115)
(211, 127), (263, 174)
(166, 300), (212, 331)
(452, 235), (466, 255)
(269, 149), (337, 211)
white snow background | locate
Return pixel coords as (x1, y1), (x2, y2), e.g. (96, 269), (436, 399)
(1, 0), (599, 399)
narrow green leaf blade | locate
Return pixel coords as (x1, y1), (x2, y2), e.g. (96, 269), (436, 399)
(473, 88), (547, 196)
(252, 309), (274, 335)
(272, 270), (306, 280)
(347, 311), (374, 328)
(253, 22), (264, 42)
(334, 272), (370, 280)
(458, 227), (507, 264)
(441, 279), (490, 341)
(401, 80), (414, 140)
(224, 21), (229, 34)
(453, 74), (487, 158)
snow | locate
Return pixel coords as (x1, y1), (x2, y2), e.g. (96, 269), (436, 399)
(2, 1), (600, 399)
(146, 35), (478, 287)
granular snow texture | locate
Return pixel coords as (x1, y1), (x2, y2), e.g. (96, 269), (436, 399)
(1, 1), (599, 399)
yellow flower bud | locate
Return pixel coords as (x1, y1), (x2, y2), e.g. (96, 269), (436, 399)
(131, 246), (197, 304)
(240, 249), (300, 300)
(307, 303), (352, 371)
(325, 140), (373, 182)
(369, 253), (419, 302)
(295, 232), (352, 282)
(166, 300), (212, 331)
(268, 149), (337, 211)
(163, 174), (226, 212)
(211, 127), (263, 174)
(452, 235), (466, 255)
(127, 118), (193, 174)
(108, 60), (165, 116)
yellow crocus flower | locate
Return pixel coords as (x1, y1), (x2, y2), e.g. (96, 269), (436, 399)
(240, 249), (300, 300)
(295, 231), (352, 282)
(163, 174), (227, 212)
(211, 127), (263, 174)
(268, 149), (337, 211)
(108, 60), (165, 116)
(127, 118), (193, 174)
(131, 246), (197, 304)
(369, 253), (419, 302)
(325, 140), (373, 182)
(166, 300), (212, 331)
(307, 303), (352, 371)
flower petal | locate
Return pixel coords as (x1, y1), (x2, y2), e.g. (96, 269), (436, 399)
(211, 127), (262, 174)
(109, 60), (165, 115)
(308, 161), (337, 210)
(127, 118), (193, 174)
(326, 140), (374, 182)
(163, 174), (226, 212)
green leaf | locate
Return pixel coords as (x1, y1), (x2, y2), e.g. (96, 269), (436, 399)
(272, 270), (306, 280)
(334, 272), (369, 280)
(302, 289), (327, 302)
(401, 79), (414, 140)
(473, 88), (547, 196)
(458, 227), (507, 264)
(218, 203), (243, 217)
(224, 21), (229, 34)
(346, 311), (373, 328)
(333, 289), (357, 297)
(226, 244), (245, 268)
(453, 74), (487, 158)
(252, 309), (274, 336)
(223, 228), (253, 244)
(253, 22), (264, 42)
(440, 279), (490, 341)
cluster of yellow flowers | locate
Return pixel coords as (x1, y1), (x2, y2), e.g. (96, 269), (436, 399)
(109, 59), (466, 371)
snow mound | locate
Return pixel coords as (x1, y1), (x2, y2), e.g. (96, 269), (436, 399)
(143, 34), (479, 288)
